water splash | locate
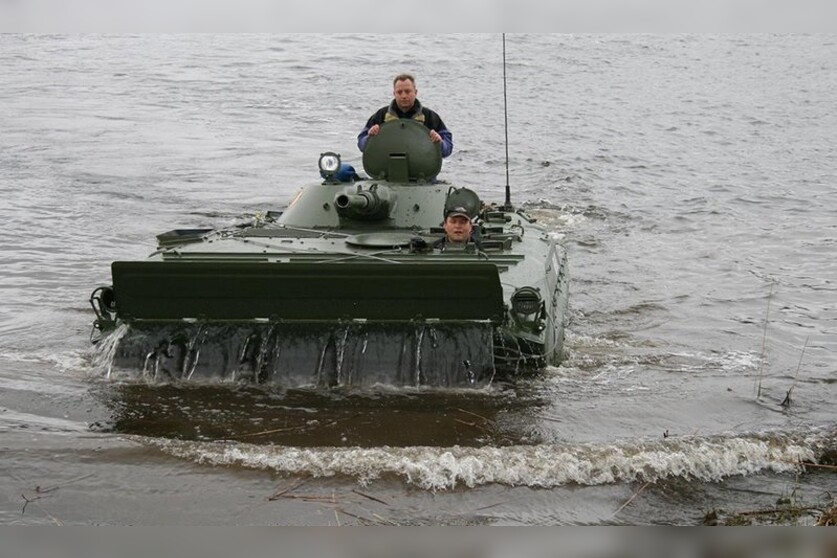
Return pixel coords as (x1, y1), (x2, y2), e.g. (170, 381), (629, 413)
(89, 323), (129, 379)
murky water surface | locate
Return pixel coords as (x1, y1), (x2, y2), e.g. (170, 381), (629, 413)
(1, 34), (836, 525)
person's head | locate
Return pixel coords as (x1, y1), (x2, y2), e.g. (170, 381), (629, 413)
(443, 206), (473, 243)
(392, 73), (417, 112)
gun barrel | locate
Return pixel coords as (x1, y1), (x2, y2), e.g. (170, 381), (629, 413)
(334, 186), (393, 221)
(335, 192), (371, 211)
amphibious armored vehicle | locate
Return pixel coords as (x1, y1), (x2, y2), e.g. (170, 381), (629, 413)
(90, 120), (568, 388)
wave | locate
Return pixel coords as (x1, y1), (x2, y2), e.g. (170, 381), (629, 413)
(142, 429), (827, 491)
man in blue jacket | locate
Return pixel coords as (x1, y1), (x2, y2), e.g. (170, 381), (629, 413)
(357, 73), (453, 158)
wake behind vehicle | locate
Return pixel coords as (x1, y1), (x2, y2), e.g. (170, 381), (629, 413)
(90, 120), (569, 388)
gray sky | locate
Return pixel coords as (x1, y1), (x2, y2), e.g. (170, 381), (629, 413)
(1, 0), (834, 32)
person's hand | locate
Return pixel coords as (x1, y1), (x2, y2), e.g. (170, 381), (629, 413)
(368, 124), (381, 137)
(429, 130), (441, 143)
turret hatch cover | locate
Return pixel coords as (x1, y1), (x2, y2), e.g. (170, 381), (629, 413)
(362, 120), (442, 181)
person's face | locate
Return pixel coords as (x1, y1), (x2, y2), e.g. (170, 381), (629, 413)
(443, 215), (472, 243)
(393, 79), (417, 111)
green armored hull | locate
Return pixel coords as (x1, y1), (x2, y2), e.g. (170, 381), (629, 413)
(90, 121), (569, 387)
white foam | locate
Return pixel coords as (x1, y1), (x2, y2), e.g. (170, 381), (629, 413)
(527, 207), (589, 230)
(144, 431), (819, 491)
(669, 349), (761, 375)
(0, 348), (85, 370)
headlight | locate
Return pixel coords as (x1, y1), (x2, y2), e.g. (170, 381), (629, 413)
(319, 152), (341, 179)
(511, 286), (542, 316)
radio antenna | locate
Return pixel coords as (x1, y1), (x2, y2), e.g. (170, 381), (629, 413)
(502, 33), (513, 210)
